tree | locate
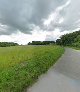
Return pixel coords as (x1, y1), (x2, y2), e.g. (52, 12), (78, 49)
(0, 42), (18, 47)
(56, 39), (62, 45)
(28, 41), (55, 45)
(56, 30), (80, 46)
(74, 35), (80, 43)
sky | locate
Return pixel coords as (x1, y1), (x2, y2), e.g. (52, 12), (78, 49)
(0, 0), (80, 44)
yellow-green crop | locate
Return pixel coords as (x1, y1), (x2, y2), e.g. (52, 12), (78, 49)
(0, 45), (64, 92)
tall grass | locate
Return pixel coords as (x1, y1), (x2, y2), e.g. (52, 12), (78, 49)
(0, 45), (64, 92)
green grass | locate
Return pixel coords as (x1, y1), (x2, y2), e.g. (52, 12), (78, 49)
(0, 45), (64, 92)
(71, 47), (80, 50)
(66, 46), (80, 50)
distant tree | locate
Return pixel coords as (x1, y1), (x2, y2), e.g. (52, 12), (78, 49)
(56, 39), (62, 45)
(28, 42), (31, 45)
(56, 30), (80, 46)
(28, 41), (55, 45)
(0, 42), (18, 47)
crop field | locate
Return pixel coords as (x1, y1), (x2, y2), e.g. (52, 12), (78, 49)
(0, 45), (64, 92)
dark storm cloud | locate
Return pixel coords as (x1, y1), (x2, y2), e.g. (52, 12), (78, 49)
(0, 0), (80, 35)
(0, 0), (66, 35)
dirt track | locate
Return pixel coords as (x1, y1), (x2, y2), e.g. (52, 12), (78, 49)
(27, 48), (80, 92)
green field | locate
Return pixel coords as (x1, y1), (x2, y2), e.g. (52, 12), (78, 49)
(0, 45), (64, 92)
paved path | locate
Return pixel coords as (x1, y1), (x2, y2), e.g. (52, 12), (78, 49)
(27, 48), (80, 92)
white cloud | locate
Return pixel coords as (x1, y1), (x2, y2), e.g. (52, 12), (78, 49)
(59, 17), (64, 24)
(45, 28), (69, 41)
(0, 30), (48, 45)
(43, 0), (71, 26)
(0, 27), (79, 45)
(0, 0), (80, 44)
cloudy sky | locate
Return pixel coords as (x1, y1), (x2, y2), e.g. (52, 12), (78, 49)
(0, 0), (80, 44)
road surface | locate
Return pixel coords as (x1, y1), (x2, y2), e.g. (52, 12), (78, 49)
(27, 48), (80, 92)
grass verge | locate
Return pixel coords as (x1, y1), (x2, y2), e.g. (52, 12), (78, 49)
(0, 45), (64, 92)
(66, 46), (80, 50)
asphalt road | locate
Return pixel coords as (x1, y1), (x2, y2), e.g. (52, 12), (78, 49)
(27, 48), (80, 92)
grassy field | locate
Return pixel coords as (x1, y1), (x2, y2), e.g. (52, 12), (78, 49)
(0, 45), (64, 92)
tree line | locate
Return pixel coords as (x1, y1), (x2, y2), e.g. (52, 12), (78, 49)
(0, 42), (18, 47)
(56, 30), (80, 47)
(28, 41), (55, 45)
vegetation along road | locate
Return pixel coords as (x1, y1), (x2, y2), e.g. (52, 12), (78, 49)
(0, 45), (64, 92)
(27, 48), (80, 92)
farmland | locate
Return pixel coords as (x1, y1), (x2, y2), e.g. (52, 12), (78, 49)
(0, 45), (64, 92)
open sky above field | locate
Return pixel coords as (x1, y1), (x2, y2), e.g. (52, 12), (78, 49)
(0, 0), (80, 44)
